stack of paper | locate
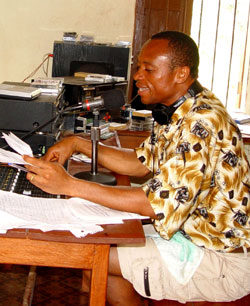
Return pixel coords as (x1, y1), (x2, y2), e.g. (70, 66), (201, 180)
(0, 190), (147, 237)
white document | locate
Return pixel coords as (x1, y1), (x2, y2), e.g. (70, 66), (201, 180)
(0, 132), (33, 164)
(2, 132), (33, 156)
(0, 191), (77, 225)
(68, 197), (147, 224)
(0, 148), (28, 164)
(0, 190), (147, 237)
(71, 153), (91, 163)
(238, 124), (250, 136)
(230, 111), (250, 124)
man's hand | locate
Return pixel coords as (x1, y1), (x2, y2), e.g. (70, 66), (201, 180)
(23, 155), (73, 195)
(43, 136), (78, 164)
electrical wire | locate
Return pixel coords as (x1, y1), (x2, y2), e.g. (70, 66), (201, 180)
(43, 53), (51, 76)
(22, 53), (53, 83)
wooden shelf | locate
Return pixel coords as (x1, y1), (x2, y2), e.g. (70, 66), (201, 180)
(117, 130), (150, 149)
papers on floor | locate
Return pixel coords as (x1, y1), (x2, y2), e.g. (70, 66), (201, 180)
(0, 132), (33, 164)
(0, 190), (147, 238)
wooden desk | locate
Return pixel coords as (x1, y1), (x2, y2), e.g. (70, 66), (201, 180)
(117, 130), (150, 149)
(0, 220), (145, 306)
(0, 159), (145, 305)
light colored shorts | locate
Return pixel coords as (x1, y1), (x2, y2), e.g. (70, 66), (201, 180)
(117, 237), (250, 303)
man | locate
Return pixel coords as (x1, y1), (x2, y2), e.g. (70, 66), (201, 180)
(24, 31), (250, 305)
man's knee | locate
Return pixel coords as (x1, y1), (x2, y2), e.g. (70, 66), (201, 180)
(109, 246), (122, 276)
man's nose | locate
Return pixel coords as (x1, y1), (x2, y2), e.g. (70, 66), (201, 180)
(133, 68), (142, 81)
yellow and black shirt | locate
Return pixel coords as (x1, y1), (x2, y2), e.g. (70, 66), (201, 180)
(136, 89), (250, 252)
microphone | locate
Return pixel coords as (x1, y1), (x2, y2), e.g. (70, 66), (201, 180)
(70, 89), (125, 186)
(66, 88), (125, 112)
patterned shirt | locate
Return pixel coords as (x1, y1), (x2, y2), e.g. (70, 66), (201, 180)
(136, 89), (250, 252)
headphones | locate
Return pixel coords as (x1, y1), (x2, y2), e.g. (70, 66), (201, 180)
(152, 81), (203, 125)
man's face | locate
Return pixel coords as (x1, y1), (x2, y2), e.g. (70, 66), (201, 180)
(134, 39), (179, 106)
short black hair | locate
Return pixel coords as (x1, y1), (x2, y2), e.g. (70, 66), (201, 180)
(151, 31), (199, 78)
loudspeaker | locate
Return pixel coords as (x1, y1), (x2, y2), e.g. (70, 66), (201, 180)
(52, 41), (130, 79)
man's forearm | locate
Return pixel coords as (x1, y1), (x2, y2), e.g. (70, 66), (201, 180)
(74, 136), (149, 177)
(67, 176), (156, 218)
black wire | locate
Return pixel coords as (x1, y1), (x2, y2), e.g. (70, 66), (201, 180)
(129, 93), (139, 104)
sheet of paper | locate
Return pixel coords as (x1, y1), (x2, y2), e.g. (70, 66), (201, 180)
(0, 190), (80, 224)
(71, 153), (91, 163)
(2, 132), (33, 156)
(0, 148), (28, 164)
(238, 124), (250, 136)
(0, 132), (33, 164)
(68, 197), (148, 223)
(0, 209), (34, 229)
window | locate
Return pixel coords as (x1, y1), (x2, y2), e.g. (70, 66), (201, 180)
(191, 0), (250, 113)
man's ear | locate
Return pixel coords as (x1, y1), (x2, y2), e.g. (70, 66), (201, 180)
(175, 66), (190, 83)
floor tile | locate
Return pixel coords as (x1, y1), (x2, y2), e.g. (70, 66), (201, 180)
(0, 265), (88, 306)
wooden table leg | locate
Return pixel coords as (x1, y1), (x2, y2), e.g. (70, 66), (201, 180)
(89, 244), (110, 306)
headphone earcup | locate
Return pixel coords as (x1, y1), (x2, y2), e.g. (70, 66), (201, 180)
(151, 81), (203, 125)
(152, 104), (172, 125)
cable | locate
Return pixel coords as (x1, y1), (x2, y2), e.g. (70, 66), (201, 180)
(128, 93), (138, 105)
(42, 53), (52, 76)
(22, 53), (53, 83)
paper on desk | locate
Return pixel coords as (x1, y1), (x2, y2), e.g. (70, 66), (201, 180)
(0, 132), (33, 164)
(0, 191), (105, 237)
(0, 190), (147, 237)
(68, 197), (147, 223)
(70, 153), (91, 163)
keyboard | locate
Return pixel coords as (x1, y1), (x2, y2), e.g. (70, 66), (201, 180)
(0, 165), (62, 198)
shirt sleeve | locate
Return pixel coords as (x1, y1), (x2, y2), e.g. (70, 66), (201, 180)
(135, 135), (155, 172)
